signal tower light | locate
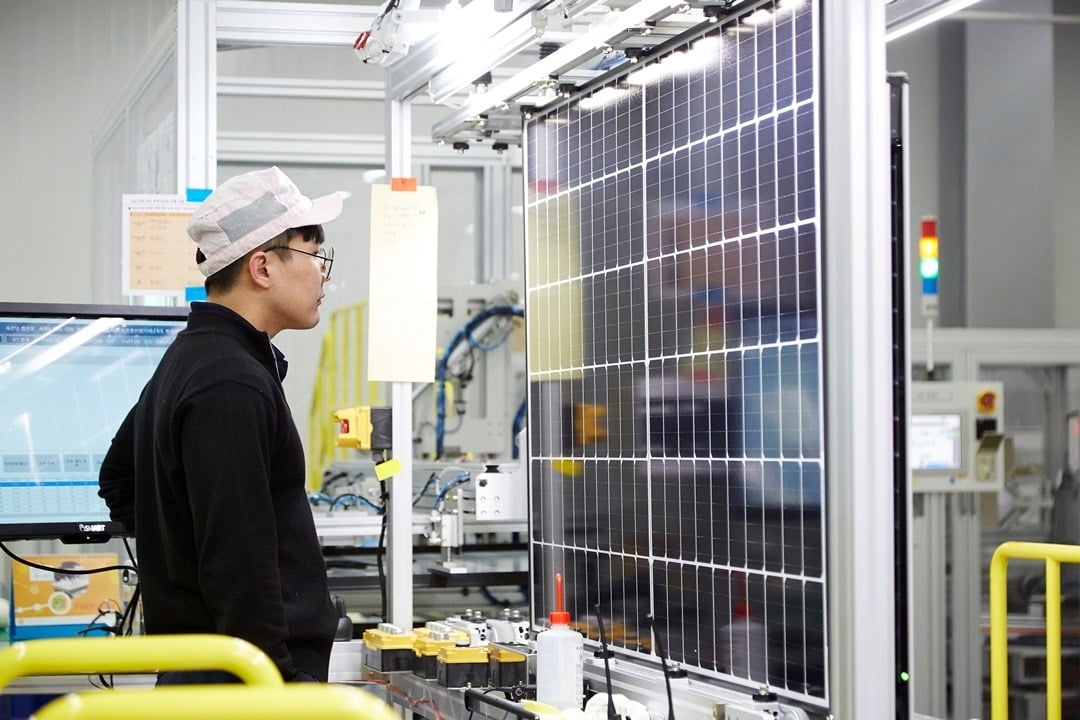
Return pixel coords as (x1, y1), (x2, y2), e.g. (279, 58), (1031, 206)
(919, 218), (939, 295)
(919, 217), (940, 320)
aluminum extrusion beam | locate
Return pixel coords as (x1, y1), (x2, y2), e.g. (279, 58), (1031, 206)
(217, 131), (513, 167)
(430, 0), (681, 141)
(386, 0), (551, 102)
(386, 98), (415, 631)
(822, 0), (896, 715)
(177, 0), (217, 192)
(218, 77), (389, 101)
(216, 0), (379, 47)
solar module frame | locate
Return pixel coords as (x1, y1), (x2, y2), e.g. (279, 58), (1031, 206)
(523, 0), (827, 706)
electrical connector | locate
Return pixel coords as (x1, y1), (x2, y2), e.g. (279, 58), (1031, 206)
(333, 407), (392, 451)
(333, 407), (373, 450)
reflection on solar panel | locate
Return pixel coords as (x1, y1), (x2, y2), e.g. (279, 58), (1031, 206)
(524, 0), (826, 704)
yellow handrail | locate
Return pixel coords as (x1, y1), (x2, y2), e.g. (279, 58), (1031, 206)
(989, 541), (1080, 720)
(0, 634), (282, 691)
(31, 684), (399, 720)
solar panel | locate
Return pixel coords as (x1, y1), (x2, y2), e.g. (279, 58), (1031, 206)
(524, 0), (826, 704)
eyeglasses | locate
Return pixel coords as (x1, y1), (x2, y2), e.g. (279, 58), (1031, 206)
(280, 246), (334, 280)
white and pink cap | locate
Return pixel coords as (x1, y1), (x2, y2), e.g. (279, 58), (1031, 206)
(187, 166), (343, 277)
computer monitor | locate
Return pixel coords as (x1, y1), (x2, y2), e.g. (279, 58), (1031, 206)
(0, 302), (188, 542)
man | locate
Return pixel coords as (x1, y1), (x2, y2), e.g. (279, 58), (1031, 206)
(99, 166), (342, 683)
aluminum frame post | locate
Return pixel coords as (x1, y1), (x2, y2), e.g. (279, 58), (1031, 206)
(176, 0), (217, 193)
(386, 98), (414, 630)
(823, 0), (896, 714)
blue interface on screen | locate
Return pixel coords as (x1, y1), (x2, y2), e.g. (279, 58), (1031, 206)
(0, 309), (185, 540)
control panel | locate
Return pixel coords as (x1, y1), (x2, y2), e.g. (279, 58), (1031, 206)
(910, 381), (1005, 493)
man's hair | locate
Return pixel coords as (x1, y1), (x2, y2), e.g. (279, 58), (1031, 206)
(198, 224), (326, 295)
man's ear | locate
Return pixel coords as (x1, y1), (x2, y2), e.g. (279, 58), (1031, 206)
(249, 251), (273, 289)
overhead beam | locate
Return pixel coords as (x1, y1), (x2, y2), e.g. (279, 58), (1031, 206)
(387, 0), (551, 102)
(216, 0), (379, 47)
(430, 0), (683, 141)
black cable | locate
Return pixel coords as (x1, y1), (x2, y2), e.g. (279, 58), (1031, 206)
(122, 537), (138, 572)
(320, 470), (350, 495)
(459, 347), (478, 382)
(647, 615), (676, 720)
(76, 609), (115, 637)
(377, 478), (389, 622)
(479, 586), (521, 608)
(0, 540), (137, 575)
(115, 537), (142, 637)
(595, 605), (619, 720)
(119, 583), (141, 636)
(413, 472), (438, 506)
(77, 599), (122, 636)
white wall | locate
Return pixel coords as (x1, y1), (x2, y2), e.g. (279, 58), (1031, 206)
(966, 0), (1055, 328)
(1054, 0), (1080, 327)
(0, 0), (175, 303)
(887, 1), (1080, 329)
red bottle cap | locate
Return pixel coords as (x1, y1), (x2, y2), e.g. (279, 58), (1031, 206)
(549, 573), (571, 625)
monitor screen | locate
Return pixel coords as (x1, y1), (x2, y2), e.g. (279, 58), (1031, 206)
(910, 413), (963, 471)
(0, 303), (187, 542)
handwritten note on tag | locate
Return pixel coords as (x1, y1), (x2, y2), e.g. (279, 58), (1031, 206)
(367, 183), (438, 382)
(122, 195), (202, 296)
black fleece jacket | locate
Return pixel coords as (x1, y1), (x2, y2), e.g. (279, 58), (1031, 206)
(98, 302), (336, 681)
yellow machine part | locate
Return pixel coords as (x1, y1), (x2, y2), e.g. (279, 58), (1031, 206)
(363, 627), (416, 651)
(414, 631), (470, 657)
(437, 645), (489, 664)
(332, 406), (375, 450)
(488, 644), (527, 664)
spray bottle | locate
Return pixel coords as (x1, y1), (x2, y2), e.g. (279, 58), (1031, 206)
(535, 572), (584, 712)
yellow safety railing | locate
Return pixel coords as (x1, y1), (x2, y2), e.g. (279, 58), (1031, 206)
(989, 541), (1080, 720)
(31, 684), (399, 720)
(0, 634), (282, 691)
(307, 301), (382, 490)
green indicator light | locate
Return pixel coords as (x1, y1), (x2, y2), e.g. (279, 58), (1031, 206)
(899, 671), (910, 682)
(919, 258), (939, 280)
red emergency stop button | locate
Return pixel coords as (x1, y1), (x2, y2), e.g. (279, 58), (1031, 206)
(977, 391), (997, 413)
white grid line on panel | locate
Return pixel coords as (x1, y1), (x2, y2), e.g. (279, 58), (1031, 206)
(530, 539), (824, 586)
(526, 337), (818, 383)
(524, 99), (815, 210)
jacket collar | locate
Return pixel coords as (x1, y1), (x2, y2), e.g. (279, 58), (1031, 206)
(186, 302), (289, 381)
